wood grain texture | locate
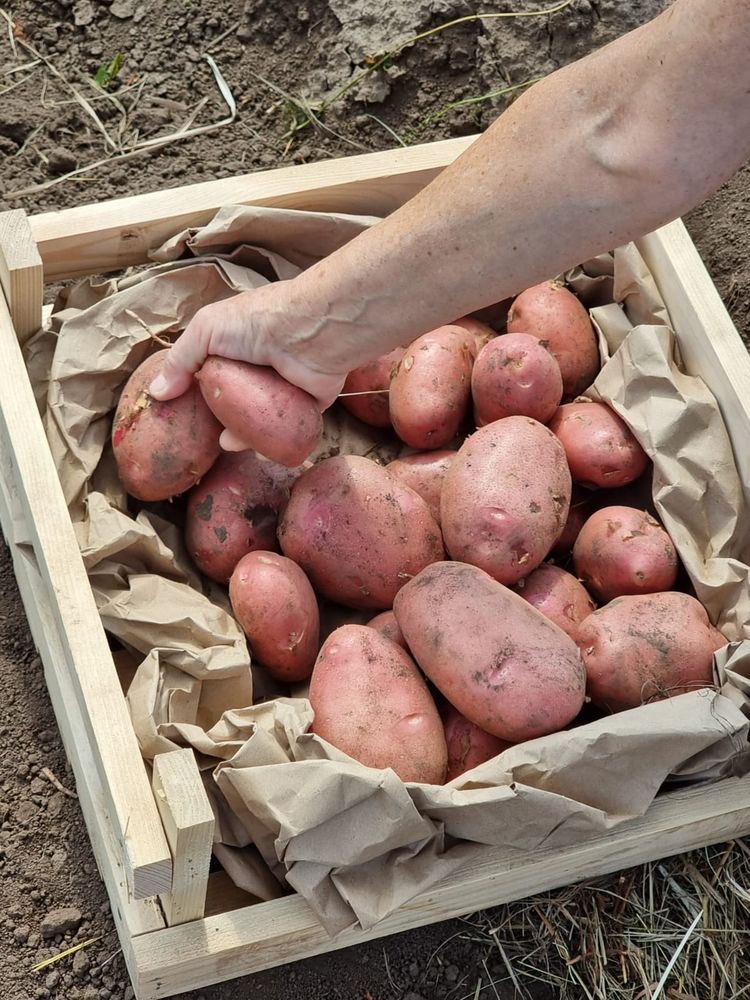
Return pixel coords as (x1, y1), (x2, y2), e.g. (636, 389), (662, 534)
(0, 210), (43, 343)
(0, 292), (172, 900)
(152, 751), (214, 926)
(28, 136), (477, 281)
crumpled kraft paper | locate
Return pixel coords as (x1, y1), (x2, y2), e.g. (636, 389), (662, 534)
(26, 204), (750, 935)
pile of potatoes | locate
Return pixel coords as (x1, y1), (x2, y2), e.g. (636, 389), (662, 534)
(112, 279), (727, 786)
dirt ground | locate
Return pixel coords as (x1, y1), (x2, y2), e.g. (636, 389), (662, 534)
(1, 2), (749, 999)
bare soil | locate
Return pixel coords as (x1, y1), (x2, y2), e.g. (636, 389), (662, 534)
(1, 2), (748, 999)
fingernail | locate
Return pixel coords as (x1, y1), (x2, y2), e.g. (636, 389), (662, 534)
(150, 374), (167, 395)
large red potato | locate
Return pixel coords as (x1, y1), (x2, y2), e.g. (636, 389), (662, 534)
(309, 625), (448, 783)
(549, 400), (649, 489)
(185, 451), (307, 583)
(515, 563), (596, 644)
(339, 347), (404, 427)
(196, 357), (322, 466)
(471, 333), (563, 425)
(441, 417), (571, 585)
(393, 562), (586, 743)
(578, 592), (726, 712)
(386, 450), (456, 526)
(112, 349), (222, 501)
(389, 325), (473, 449)
(507, 280), (600, 396)
(278, 455), (444, 610)
(442, 704), (512, 782)
(229, 551), (319, 683)
(573, 506), (678, 602)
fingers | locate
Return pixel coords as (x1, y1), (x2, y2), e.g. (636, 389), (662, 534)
(219, 429), (252, 452)
(149, 307), (215, 400)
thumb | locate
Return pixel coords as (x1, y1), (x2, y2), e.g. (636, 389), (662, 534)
(149, 309), (215, 400)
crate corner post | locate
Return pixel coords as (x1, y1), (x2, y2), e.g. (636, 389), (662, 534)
(0, 209), (43, 344)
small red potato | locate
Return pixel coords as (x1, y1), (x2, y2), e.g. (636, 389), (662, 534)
(551, 485), (596, 557)
(507, 280), (600, 397)
(386, 450), (456, 525)
(442, 704), (512, 782)
(394, 561), (586, 743)
(185, 451), (307, 583)
(573, 506), (678, 603)
(229, 550), (319, 683)
(549, 400), (649, 489)
(113, 349), (222, 501)
(196, 357), (323, 467)
(278, 455), (444, 610)
(309, 625), (448, 783)
(367, 610), (408, 650)
(339, 347), (404, 427)
(515, 563), (596, 643)
(471, 333), (563, 426)
(450, 316), (496, 358)
(441, 417), (571, 585)
(578, 592), (726, 712)
(389, 325), (473, 449)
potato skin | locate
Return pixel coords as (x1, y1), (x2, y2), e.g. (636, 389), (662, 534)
(578, 592), (726, 712)
(309, 625), (448, 784)
(551, 484), (596, 557)
(185, 451), (307, 583)
(339, 348), (404, 427)
(196, 357), (323, 467)
(471, 333), (563, 426)
(573, 506), (678, 603)
(442, 704), (512, 782)
(277, 455), (445, 610)
(507, 280), (599, 397)
(549, 401), (649, 489)
(229, 551), (320, 682)
(113, 350), (222, 501)
(386, 450), (456, 526)
(451, 316), (496, 358)
(394, 562), (586, 743)
(515, 563), (596, 644)
(367, 610), (408, 650)
(441, 417), (571, 585)
(389, 326), (473, 449)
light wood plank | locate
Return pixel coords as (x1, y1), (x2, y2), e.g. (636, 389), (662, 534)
(152, 750), (214, 926)
(0, 210), (43, 343)
(131, 775), (750, 999)
(28, 136), (477, 282)
(637, 221), (750, 501)
(0, 291), (172, 899)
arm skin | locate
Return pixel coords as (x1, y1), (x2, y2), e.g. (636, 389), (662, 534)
(151, 0), (750, 423)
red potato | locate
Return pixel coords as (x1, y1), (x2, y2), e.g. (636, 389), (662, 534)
(573, 506), (678, 603)
(549, 400), (649, 489)
(441, 417), (571, 585)
(196, 357), (323, 467)
(578, 592), (726, 712)
(515, 563), (596, 644)
(389, 325), (473, 450)
(309, 625), (448, 784)
(185, 451), (307, 583)
(367, 610), (408, 650)
(450, 316), (496, 358)
(386, 450), (456, 525)
(507, 280), (600, 397)
(229, 551), (319, 683)
(471, 332), (563, 426)
(551, 485), (597, 557)
(278, 455), (444, 610)
(339, 347), (405, 428)
(442, 704), (512, 782)
(394, 562), (586, 743)
(112, 349), (222, 501)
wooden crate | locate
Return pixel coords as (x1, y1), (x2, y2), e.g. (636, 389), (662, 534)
(1, 136), (750, 1000)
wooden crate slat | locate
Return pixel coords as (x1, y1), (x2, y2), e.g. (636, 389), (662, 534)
(0, 290), (172, 900)
(0, 210), (43, 343)
(27, 136), (477, 282)
(130, 775), (750, 999)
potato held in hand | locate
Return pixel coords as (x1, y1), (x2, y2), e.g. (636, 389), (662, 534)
(196, 357), (323, 467)
(394, 562), (586, 743)
(579, 592), (726, 712)
(113, 349), (222, 501)
(278, 455), (444, 610)
(309, 624), (448, 784)
(229, 550), (319, 682)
